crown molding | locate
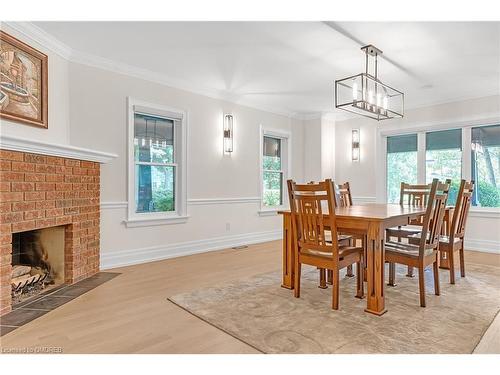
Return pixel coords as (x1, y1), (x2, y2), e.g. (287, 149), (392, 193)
(2, 22), (297, 120)
(1, 21), (72, 60)
(290, 112), (322, 121)
(5, 22), (496, 123)
(70, 47), (296, 119)
(0, 134), (118, 163)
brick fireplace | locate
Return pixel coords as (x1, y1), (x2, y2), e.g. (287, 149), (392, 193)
(0, 149), (102, 316)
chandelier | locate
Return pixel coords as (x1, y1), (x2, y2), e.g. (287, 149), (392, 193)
(335, 45), (404, 120)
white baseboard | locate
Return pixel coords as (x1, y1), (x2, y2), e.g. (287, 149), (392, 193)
(465, 238), (500, 254)
(100, 229), (282, 270)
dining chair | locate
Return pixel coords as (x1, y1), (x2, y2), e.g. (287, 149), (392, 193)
(335, 181), (353, 207)
(329, 181), (365, 280)
(287, 179), (364, 310)
(385, 178), (450, 307)
(308, 181), (353, 287)
(386, 181), (449, 277)
(410, 180), (474, 284)
(386, 182), (432, 241)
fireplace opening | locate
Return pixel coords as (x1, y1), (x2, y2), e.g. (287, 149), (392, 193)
(11, 226), (65, 305)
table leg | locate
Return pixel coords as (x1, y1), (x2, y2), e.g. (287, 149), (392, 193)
(281, 213), (294, 289)
(365, 221), (387, 315)
(440, 208), (452, 269)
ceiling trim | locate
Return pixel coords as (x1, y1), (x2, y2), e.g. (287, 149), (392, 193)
(2, 21), (72, 60)
(2, 21), (300, 120)
(3, 22), (498, 123)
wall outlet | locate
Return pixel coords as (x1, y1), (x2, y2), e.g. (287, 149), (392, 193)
(225, 223), (231, 231)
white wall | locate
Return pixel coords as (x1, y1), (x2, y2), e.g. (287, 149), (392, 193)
(334, 95), (500, 252)
(0, 24), (70, 145)
(303, 118), (322, 182)
(302, 115), (336, 183)
(68, 62), (305, 268)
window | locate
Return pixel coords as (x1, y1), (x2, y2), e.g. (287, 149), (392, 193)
(386, 134), (418, 203)
(381, 122), (500, 210)
(260, 128), (290, 212)
(127, 99), (187, 227)
(426, 129), (462, 205)
(263, 136), (283, 207)
(471, 124), (500, 207)
(134, 113), (175, 213)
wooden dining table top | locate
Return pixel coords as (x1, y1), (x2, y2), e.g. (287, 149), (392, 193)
(279, 203), (428, 220)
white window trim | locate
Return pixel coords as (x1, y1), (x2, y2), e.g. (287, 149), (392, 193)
(125, 97), (188, 227)
(258, 125), (292, 215)
(376, 117), (500, 216)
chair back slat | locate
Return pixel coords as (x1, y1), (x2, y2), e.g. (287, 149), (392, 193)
(400, 182), (432, 207)
(451, 180), (474, 239)
(335, 182), (353, 207)
(288, 179), (339, 259)
(418, 179), (450, 255)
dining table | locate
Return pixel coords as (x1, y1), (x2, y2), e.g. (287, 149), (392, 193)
(279, 203), (430, 316)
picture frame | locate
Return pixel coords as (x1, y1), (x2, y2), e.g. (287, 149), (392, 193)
(0, 30), (48, 129)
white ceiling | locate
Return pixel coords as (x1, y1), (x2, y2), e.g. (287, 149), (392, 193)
(32, 21), (500, 117)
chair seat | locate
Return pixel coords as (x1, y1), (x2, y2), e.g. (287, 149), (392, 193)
(408, 232), (461, 245)
(301, 245), (362, 259)
(324, 231), (352, 243)
(385, 241), (434, 257)
(439, 235), (462, 244)
(387, 224), (423, 235)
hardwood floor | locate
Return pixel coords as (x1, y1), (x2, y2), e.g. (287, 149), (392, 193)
(1, 240), (499, 354)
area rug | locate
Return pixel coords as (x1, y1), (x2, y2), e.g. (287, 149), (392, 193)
(168, 263), (500, 354)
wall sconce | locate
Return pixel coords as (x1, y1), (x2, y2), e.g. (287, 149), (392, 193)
(352, 128), (360, 162)
(223, 114), (233, 154)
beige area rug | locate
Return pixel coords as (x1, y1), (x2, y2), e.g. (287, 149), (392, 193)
(168, 263), (500, 354)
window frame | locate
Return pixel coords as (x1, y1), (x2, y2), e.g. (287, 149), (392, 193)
(126, 97), (188, 227)
(259, 126), (291, 215)
(377, 118), (500, 214)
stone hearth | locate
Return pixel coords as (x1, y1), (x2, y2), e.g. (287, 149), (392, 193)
(0, 149), (101, 316)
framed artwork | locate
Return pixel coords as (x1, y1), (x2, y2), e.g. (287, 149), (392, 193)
(0, 31), (48, 128)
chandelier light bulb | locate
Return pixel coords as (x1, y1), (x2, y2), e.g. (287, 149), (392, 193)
(368, 90), (374, 104)
(376, 93), (381, 107)
(141, 138), (145, 147)
(383, 96), (388, 110)
(352, 82), (358, 101)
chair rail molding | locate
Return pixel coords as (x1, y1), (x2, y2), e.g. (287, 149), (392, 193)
(101, 201), (129, 210)
(187, 197), (261, 205)
(0, 134), (117, 163)
(352, 196), (377, 204)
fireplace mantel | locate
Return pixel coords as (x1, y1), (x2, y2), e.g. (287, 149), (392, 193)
(0, 135), (117, 164)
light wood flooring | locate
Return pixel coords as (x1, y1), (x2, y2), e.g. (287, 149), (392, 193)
(1, 241), (499, 354)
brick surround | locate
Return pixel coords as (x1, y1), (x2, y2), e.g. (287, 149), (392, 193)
(0, 149), (101, 316)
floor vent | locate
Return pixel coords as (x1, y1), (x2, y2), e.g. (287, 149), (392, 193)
(232, 245), (249, 250)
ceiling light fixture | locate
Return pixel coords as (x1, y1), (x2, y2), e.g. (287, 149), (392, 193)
(335, 45), (404, 121)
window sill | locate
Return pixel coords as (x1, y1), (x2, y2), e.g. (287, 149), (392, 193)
(124, 215), (190, 228)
